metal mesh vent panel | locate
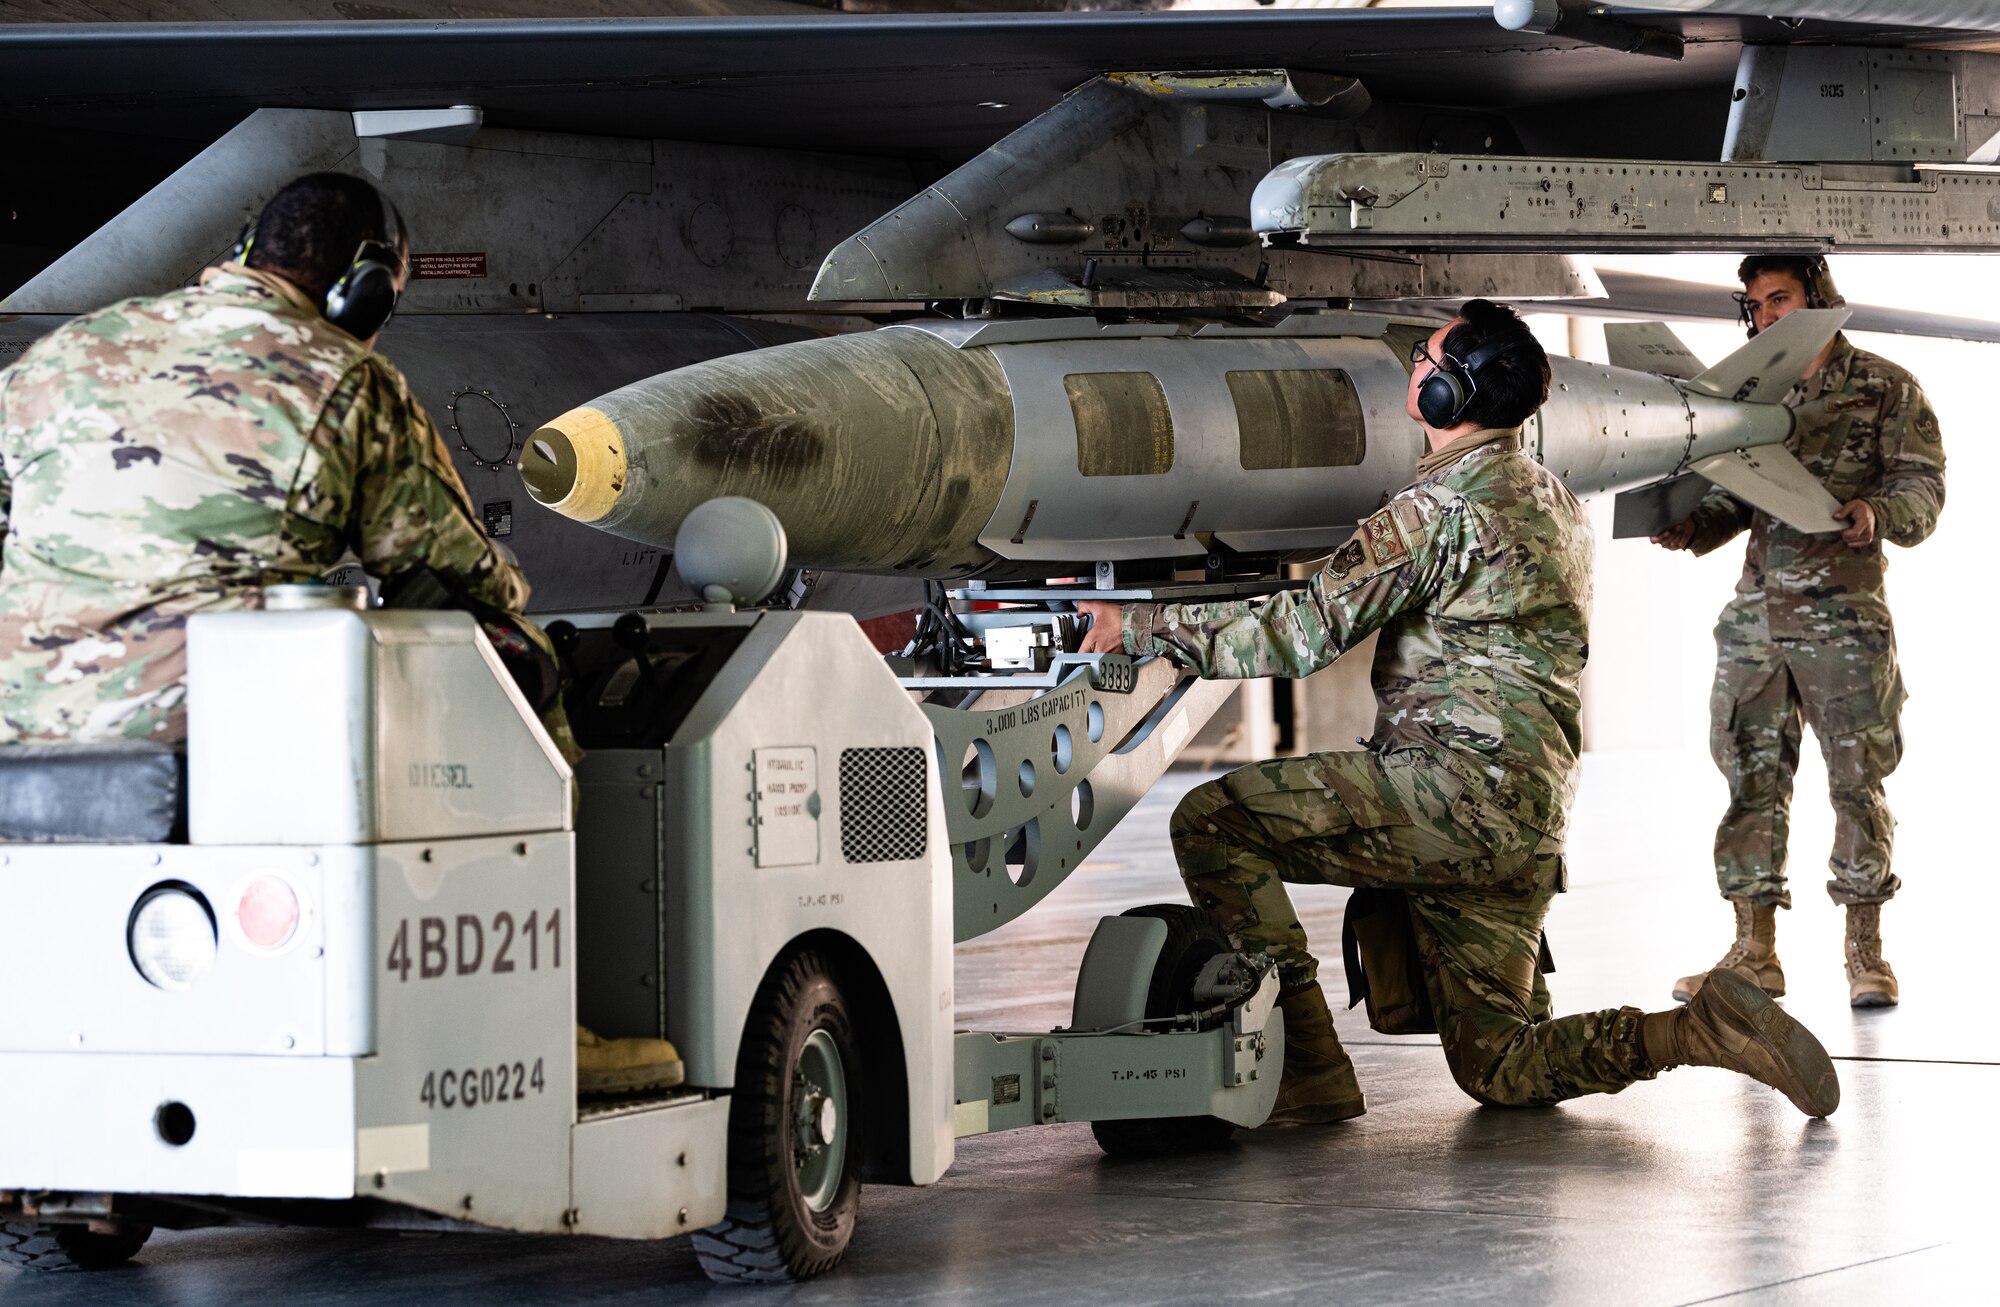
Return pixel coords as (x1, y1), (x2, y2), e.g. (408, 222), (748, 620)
(839, 747), (928, 864)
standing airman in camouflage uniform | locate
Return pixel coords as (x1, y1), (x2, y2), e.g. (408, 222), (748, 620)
(0, 172), (675, 1095)
(1082, 300), (1840, 1121)
(1654, 256), (1943, 1010)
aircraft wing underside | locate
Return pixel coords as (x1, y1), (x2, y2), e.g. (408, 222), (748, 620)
(0, 9), (1978, 159)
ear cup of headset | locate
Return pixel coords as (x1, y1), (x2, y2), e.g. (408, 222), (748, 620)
(323, 240), (402, 339)
(1417, 368), (1470, 428)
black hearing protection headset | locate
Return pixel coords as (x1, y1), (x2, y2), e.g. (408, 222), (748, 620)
(228, 185), (409, 340)
(1734, 255), (1829, 338)
(1415, 325), (1533, 429)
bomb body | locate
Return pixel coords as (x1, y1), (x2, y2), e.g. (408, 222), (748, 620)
(522, 313), (1790, 579)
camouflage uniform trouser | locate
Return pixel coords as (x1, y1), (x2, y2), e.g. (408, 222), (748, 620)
(1711, 601), (1905, 909)
(1171, 747), (1653, 1109)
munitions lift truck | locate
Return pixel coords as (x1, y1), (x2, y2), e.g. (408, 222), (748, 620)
(0, 506), (1285, 1284)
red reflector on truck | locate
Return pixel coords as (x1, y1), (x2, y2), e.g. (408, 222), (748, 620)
(237, 876), (300, 951)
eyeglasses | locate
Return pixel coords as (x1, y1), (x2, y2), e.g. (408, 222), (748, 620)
(1410, 338), (1442, 370)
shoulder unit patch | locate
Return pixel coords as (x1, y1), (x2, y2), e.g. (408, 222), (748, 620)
(1362, 507), (1411, 568)
(1326, 539), (1367, 580)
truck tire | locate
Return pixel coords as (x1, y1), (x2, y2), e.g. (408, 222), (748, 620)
(0, 1221), (152, 1272)
(694, 948), (863, 1283)
(1091, 904), (1240, 1157)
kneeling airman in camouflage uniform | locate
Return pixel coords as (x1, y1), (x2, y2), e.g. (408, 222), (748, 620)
(1082, 300), (1840, 1121)
(0, 172), (675, 1096)
(1653, 256), (1944, 1010)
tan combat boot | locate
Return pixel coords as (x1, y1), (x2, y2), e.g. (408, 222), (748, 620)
(1845, 903), (1900, 1008)
(1264, 982), (1366, 1126)
(577, 1025), (686, 1096)
(1643, 968), (1839, 1117)
(1672, 899), (1785, 1004)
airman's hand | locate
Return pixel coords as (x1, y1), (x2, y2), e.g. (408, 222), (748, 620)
(1650, 519), (1697, 551)
(1077, 600), (1125, 655)
(1835, 499), (1877, 548)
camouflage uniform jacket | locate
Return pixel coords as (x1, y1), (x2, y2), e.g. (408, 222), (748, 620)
(0, 264), (528, 743)
(1124, 426), (1593, 837)
(1684, 335), (1944, 638)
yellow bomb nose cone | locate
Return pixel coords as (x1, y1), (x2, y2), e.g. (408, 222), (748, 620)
(521, 407), (626, 523)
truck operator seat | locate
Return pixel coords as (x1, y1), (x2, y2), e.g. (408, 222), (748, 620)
(0, 741), (186, 844)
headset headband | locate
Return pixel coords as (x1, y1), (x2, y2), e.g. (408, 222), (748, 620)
(1454, 331), (1522, 381)
(376, 194), (406, 271)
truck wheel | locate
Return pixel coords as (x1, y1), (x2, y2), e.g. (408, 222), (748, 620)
(1091, 904), (1240, 1157)
(694, 948), (863, 1283)
(0, 1221), (152, 1272)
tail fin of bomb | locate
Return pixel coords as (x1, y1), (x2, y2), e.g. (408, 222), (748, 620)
(1687, 445), (1845, 536)
(1686, 306), (1851, 405)
(1612, 306), (1852, 539)
(1610, 471), (1708, 539)
(1604, 321), (1703, 380)
(1613, 445), (1845, 539)
(1682, 306), (1851, 534)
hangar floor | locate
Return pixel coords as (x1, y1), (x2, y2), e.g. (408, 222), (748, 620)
(7, 751), (1986, 1305)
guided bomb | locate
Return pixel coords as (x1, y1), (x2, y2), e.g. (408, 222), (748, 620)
(520, 309), (1846, 579)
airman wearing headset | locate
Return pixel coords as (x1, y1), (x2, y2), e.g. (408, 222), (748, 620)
(1653, 255), (1946, 1011)
(0, 171), (684, 1096)
(1077, 299), (1841, 1124)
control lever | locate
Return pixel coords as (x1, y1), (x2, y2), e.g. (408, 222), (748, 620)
(595, 612), (653, 709)
(546, 619), (581, 683)
(612, 612), (652, 670)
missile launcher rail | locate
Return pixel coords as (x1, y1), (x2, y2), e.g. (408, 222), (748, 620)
(1255, 151), (2000, 255)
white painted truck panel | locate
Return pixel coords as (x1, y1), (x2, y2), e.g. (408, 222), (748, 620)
(571, 1098), (730, 1238)
(663, 611), (956, 1186)
(0, 1053), (357, 1199)
(188, 609), (570, 846)
(0, 843), (372, 1057)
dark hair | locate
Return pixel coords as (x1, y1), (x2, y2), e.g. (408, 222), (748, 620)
(1440, 298), (1550, 430)
(1737, 255), (1818, 291)
(245, 172), (405, 303)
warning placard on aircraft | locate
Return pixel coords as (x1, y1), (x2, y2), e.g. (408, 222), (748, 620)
(413, 253), (489, 279)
